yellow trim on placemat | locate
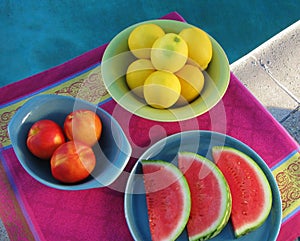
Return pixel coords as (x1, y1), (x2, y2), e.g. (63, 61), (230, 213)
(0, 65), (110, 147)
(272, 150), (300, 221)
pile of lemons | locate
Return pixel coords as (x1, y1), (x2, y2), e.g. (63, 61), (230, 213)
(126, 23), (212, 109)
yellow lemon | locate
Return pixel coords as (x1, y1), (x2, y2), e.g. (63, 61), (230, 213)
(151, 33), (188, 73)
(128, 23), (165, 59)
(144, 70), (181, 109)
(179, 27), (212, 70)
(175, 64), (205, 106)
(126, 59), (155, 98)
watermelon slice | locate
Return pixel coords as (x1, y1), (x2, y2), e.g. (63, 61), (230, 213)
(212, 146), (272, 238)
(142, 160), (191, 241)
(178, 152), (232, 241)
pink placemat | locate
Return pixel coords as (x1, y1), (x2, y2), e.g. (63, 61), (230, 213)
(0, 12), (299, 241)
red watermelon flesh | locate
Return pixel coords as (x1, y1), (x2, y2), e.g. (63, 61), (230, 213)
(142, 160), (191, 241)
(178, 152), (232, 241)
(212, 146), (272, 238)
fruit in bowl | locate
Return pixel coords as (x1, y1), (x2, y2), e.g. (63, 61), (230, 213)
(126, 23), (210, 109)
(26, 119), (66, 160)
(64, 109), (102, 147)
(143, 70), (181, 109)
(51, 141), (96, 184)
(125, 58), (155, 98)
(101, 19), (230, 122)
(128, 23), (165, 59)
(175, 64), (205, 106)
(179, 27), (213, 70)
(150, 32), (189, 73)
(25, 108), (103, 184)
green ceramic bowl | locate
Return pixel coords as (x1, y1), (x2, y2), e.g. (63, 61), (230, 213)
(101, 19), (230, 122)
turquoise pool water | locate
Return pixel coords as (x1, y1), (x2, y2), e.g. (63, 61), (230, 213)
(0, 0), (299, 87)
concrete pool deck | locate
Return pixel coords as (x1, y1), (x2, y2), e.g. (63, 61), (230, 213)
(0, 19), (299, 241)
(231, 20), (300, 145)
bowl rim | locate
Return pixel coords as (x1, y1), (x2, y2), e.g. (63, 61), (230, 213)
(8, 94), (132, 190)
(101, 19), (230, 122)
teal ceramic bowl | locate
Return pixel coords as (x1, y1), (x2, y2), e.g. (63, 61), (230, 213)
(101, 19), (230, 122)
(8, 94), (132, 190)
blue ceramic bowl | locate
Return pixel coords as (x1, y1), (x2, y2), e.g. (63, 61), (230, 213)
(8, 94), (132, 190)
(125, 130), (281, 241)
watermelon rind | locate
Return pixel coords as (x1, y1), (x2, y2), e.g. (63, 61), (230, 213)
(212, 146), (273, 238)
(178, 152), (232, 241)
(141, 160), (191, 241)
